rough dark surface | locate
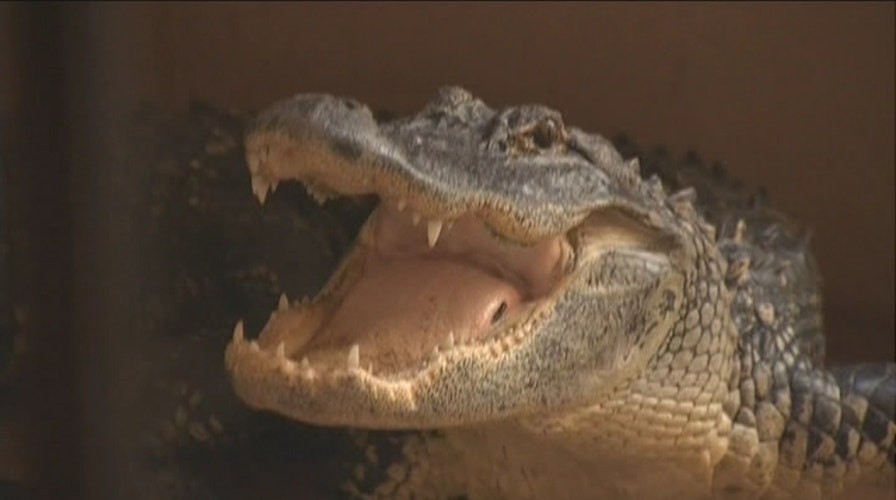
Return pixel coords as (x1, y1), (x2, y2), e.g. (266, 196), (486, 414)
(120, 104), (371, 500)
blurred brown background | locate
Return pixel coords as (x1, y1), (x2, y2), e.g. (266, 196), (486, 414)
(1, 2), (893, 498)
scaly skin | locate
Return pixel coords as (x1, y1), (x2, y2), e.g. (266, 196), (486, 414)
(225, 88), (895, 499)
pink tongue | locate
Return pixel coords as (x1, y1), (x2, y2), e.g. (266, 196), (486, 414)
(319, 256), (522, 367)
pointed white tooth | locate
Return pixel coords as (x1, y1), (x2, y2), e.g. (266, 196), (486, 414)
(278, 293), (289, 312)
(249, 340), (260, 352)
(301, 357), (310, 370)
(270, 179), (279, 193)
(411, 213), (421, 226)
(276, 342), (286, 359)
(280, 358), (297, 374)
(251, 176), (270, 204)
(397, 199), (407, 211)
(427, 219), (443, 248)
(232, 321), (245, 343)
(347, 344), (360, 369)
(446, 332), (455, 349)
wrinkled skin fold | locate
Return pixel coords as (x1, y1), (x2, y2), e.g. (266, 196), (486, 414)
(225, 87), (895, 499)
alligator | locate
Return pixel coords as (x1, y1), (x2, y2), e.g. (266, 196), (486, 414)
(224, 87), (895, 499)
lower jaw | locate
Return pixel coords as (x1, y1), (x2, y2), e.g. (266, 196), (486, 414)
(225, 321), (533, 428)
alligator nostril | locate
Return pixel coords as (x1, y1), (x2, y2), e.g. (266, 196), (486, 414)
(491, 301), (508, 325)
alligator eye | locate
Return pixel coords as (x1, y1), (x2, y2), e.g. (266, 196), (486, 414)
(491, 301), (508, 324)
(532, 118), (560, 149)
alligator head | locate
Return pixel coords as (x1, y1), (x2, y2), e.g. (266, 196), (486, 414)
(225, 87), (720, 429)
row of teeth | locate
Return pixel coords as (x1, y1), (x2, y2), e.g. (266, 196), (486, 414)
(232, 290), (549, 379)
(231, 320), (341, 372)
(231, 319), (462, 374)
(250, 174), (450, 248)
(250, 175), (329, 205)
(233, 289), (463, 373)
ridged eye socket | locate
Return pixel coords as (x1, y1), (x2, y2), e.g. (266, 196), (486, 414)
(532, 118), (560, 149)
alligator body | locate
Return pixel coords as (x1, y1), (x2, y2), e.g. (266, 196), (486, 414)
(225, 88), (895, 499)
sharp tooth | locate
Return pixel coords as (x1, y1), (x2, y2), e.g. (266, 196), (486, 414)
(502, 336), (515, 349)
(280, 358), (297, 374)
(276, 342), (286, 359)
(412, 213), (421, 226)
(251, 176), (270, 204)
(278, 293), (289, 312)
(270, 179), (279, 193)
(301, 357), (311, 370)
(232, 321), (245, 343)
(347, 344), (360, 370)
(445, 332), (455, 349)
(249, 341), (260, 352)
(431, 345), (439, 358)
(397, 199), (407, 211)
(427, 219), (443, 248)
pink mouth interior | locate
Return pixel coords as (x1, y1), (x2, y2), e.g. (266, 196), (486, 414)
(264, 204), (568, 372)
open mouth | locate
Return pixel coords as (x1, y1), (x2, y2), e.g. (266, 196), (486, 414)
(227, 129), (576, 382)
(224, 89), (651, 427)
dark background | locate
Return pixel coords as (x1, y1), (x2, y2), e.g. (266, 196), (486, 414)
(1, 3), (893, 498)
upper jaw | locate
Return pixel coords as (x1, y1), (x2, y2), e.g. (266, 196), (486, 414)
(244, 86), (648, 244)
